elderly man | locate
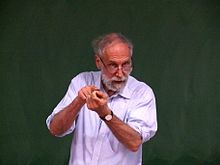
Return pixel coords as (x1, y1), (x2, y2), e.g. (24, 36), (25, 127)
(46, 33), (157, 165)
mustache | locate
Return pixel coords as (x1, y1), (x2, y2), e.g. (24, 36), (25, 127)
(111, 76), (127, 81)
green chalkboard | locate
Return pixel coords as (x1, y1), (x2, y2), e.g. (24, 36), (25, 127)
(0, 0), (219, 164)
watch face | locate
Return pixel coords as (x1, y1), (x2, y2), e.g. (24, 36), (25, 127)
(105, 114), (113, 121)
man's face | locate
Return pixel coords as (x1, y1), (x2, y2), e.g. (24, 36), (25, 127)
(96, 42), (132, 92)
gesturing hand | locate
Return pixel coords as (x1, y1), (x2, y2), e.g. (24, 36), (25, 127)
(86, 90), (109, 116)
(77, 85), (98, 104)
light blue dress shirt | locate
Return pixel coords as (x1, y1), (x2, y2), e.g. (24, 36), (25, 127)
(46, 71), (157, 165)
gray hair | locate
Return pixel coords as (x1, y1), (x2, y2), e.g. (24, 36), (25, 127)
(92, 32), (133, 57)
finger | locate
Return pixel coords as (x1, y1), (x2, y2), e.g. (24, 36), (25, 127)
(81, 88), (93, 98)
(95, 91), (104, 99)
(91, 92), (108, 104)
(87, 85), (98, 91)
(77, 92), (87, 104)
(86, 97), (96, 110)
(93, 91), (107, 99)
(91, 91), (100, 100)
(85, 86), (98, 95)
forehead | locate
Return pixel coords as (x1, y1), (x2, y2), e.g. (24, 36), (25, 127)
(103, 42), (131, 61)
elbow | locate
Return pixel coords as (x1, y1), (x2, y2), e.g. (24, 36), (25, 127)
(130, 146), (139, 152)
(49, 126), (57, 136)
(49, 122), (61, 136)
(128, 137), (142, 152)
(49, 127), (58, 136)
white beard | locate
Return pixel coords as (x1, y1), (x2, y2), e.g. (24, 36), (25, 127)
(101, 73), (128, 92)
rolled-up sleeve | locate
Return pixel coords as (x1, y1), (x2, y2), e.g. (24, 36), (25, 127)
(127, 87), (157, 143)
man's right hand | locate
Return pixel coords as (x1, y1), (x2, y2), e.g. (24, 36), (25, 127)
(50, 85), (98, 136)
(77, 85), (98, 104)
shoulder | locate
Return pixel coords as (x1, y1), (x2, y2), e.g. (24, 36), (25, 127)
(70, 71), (100, 86)
(127, 75), (155, 99)
(71, 71), (99, 82)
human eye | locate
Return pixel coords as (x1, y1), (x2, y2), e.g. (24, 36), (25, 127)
(108, 63), (118, 69)
(122, 61), (131, 68)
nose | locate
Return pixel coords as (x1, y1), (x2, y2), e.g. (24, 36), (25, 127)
(115, 66), (124, 78)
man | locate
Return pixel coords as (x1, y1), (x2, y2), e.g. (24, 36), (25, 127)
(46, 33), (157, 165)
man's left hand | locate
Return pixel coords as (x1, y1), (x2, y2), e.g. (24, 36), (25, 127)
(86, 90), (109, 116)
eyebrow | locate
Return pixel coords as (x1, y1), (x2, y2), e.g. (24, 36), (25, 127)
(107, 58), (131, 64)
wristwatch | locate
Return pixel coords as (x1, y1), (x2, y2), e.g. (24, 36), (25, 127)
(100, 111), (113, 121)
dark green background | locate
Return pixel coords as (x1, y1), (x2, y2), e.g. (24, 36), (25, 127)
(1, 0), (219, 164)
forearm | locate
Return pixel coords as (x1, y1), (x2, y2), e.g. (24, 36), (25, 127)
(49, 96), (84, 136)
(87, 91), (142, 152)
(105, 114), (142, 152)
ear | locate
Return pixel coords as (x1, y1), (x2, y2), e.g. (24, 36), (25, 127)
(95, 55), (101, 69)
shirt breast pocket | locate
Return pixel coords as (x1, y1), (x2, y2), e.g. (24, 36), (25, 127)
(110, 98), (129, 122)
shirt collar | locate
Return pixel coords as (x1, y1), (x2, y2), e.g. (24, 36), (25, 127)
(116, 77), (132, 99)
